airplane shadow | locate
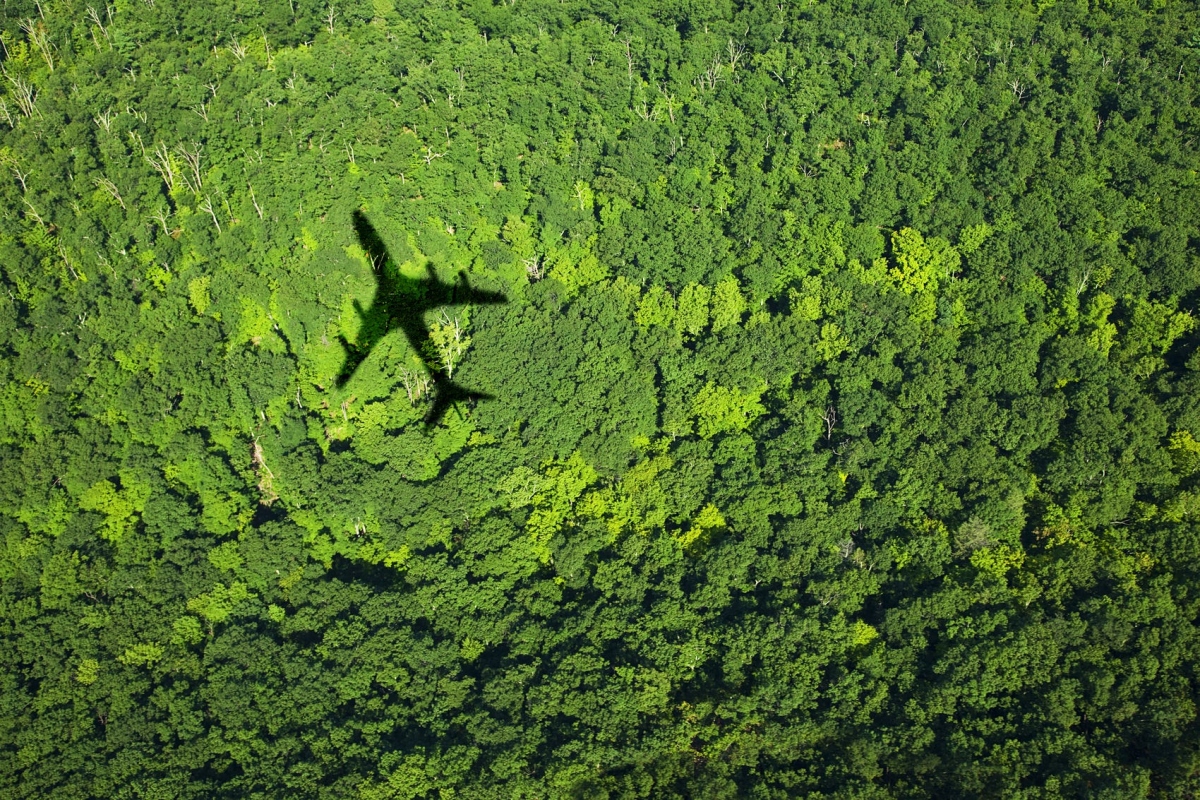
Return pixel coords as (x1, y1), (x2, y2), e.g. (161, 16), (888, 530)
(337, 210), (506, 426)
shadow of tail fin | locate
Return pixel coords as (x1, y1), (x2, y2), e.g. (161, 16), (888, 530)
(424, 380), (494, 426)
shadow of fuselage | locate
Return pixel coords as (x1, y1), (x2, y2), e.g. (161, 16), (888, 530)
(336, 210), (506, 426)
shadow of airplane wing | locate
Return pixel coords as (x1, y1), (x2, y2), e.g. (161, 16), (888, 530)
(456, 270), (508, 306)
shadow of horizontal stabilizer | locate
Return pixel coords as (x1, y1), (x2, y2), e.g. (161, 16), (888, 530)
(425, 381), (494, 426)
(424, 383), (494, 429)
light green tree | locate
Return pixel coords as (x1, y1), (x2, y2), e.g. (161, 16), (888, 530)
(691, 382), (766, 438)
(635, 285), (676, 329)
(710, 277), (746, 332)
(675, 282), (711, 338)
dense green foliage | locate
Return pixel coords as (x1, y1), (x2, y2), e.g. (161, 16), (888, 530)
(3, 0), (1200, 796)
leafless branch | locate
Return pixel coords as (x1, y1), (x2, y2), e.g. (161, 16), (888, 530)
(176, 142), (203, 192)
(94, 107), (116, 132)
(4, 69), (37, 118)
(249, 184), (263, 219)
(94, 176), (126, 209)
(145, 141), (176, 193)
(86, 5), (110, 43)
(11, 166), (29, 192)
(523, 255), (543, 281)
(20, 18), (55, 71)
(199, 195), (221, 233)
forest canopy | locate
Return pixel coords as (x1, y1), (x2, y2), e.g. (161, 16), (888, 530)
(2, 0), (1200, 797)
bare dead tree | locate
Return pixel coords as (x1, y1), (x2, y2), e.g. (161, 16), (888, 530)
(149, 206), (171, 235)
(94, 177), (125, 209)
(145, 142), (176, 193)
(261, 30), (274, 69)
(251, 436), (278, 504)
(726, 38), (746, 76)
(248, 184), (263, 219)
(176, 142), (203, 191)
(523, 255), (544, 281)
(658, 85), (678, 123)
(20, 18), (54, 71)
(198, 195), (222, 233)
(86, 5), (110, 44)
(399, 366), (432, 405)
(94, 107), (116, 132)
(426, 311), (469, 378)
(59, 243), (82, 281)
(12, 166), (29, 193)
(695, 53), (724, 91)
(1076, 267), (1091, 296)
(4, 70), (38, 118)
